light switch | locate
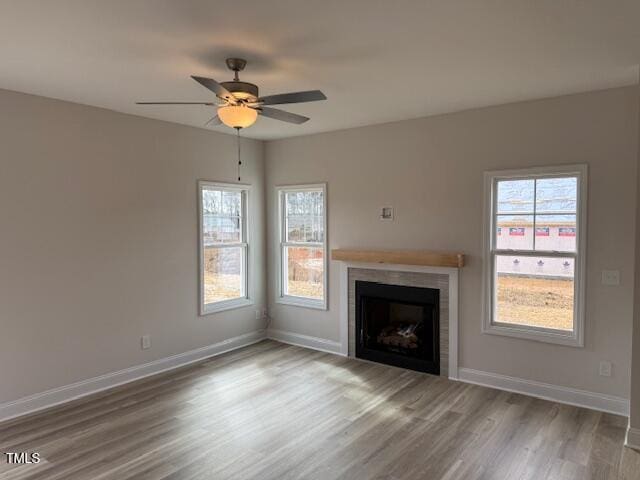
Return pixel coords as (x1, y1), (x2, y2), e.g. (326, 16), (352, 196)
(601, 270), (620, 286)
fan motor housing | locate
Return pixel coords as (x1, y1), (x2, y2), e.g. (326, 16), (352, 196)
(221, 81), (259, 102)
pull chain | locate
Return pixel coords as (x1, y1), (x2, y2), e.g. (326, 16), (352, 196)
(236, 127), (242, 182)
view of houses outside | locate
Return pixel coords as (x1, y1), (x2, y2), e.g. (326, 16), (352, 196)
(494, 177), (577, 331)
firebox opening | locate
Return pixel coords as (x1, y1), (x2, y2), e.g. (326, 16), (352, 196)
(355, 281), (439, 375)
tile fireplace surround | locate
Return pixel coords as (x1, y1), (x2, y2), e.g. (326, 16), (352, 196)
(338, 261), (459, 379)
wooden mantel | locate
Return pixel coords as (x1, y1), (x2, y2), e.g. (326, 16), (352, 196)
(331, 249), (465, 268)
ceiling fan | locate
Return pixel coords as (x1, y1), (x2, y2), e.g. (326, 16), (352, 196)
(136, 58), (326, 129)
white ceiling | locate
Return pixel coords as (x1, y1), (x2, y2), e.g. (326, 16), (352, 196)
(0, 1), (639, 140)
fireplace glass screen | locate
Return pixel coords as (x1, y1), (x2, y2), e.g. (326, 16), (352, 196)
(356, 281), (439, 374)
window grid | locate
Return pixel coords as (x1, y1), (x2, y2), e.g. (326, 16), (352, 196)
(199, 182), (251, 315)
(491, 176), (580, 306)
(491, 175), (578, 257)
(277, 184), (327, 309)
(483, 166), (587, 347)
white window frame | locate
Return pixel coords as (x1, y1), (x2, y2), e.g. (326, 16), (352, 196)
(276, 183), (328, 310)
(482, 164), (587, 347)
(198, 181), (252, 315)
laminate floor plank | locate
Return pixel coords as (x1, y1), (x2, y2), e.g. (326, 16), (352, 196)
(1, 340), (638, 480)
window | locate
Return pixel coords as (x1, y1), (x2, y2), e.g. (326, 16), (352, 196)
(482, 165), (587, 346)
(198, 181), (251, 314)
(277, 184), (327, 309)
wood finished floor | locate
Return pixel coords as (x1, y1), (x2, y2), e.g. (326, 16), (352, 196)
(1, 340), (639, 480)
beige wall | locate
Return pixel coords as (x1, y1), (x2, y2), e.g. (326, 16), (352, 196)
(0, 89), (266, 403)
(266, 87), (638, 398)
(1, 85), (637, 407)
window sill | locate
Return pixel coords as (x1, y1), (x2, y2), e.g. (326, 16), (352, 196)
(276, 295), (327, 311)
(482, 322), (583, 347)
(201, 297), (253, 316)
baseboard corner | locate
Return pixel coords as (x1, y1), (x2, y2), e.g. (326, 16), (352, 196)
(266, 328), (343, 355)
(625, 424), (640, 451)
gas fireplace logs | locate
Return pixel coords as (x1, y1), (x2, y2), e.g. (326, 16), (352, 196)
(376, 324), (419, 349)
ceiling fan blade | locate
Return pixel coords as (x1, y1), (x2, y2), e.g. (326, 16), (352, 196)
(258, 90), (326, 106)
(136, 101), (216, 105)
(191, 76), (237, 103)
(205, 115), (222, 126)
(259, 107), (309, 124)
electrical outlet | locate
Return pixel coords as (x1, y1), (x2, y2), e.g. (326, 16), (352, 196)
(601, 270), (620, 286)
(599, 361), (612, 377)
(255, 309), (261, 320)
(141, 334), (151, 350)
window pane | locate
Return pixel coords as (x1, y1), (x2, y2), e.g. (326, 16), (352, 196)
(222, 190), (241, 216)
(284, 246), (324, 300)
(534, 214), (576, 252)
(202, 189), (242, 244)
(202, 189), (222, 214)
(286, 215), (306, 242)
(202, 215), (241, 244)
(535, 177), (577, 214)
(203, 246), (243, 304)
(496, 179), (534, 214)
(495, 255), (574, 331)
(496, 215), (533, 250)
(285, 191), (324, 242)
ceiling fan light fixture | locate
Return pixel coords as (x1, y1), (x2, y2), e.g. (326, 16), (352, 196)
(137, 58), (326, 129)
(217, 105), (258, 129)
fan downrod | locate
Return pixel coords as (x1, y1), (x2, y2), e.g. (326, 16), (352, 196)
(226, 58), (247, 80)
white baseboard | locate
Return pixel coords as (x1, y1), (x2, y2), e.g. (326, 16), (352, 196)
(267, 328), (343, 355)
(0, 330), (266, 423)
(626, 424), (640, 450)
(458, 368), (629, 416)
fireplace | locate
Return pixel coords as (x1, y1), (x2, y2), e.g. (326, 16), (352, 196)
(355, 280), (439, 375)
